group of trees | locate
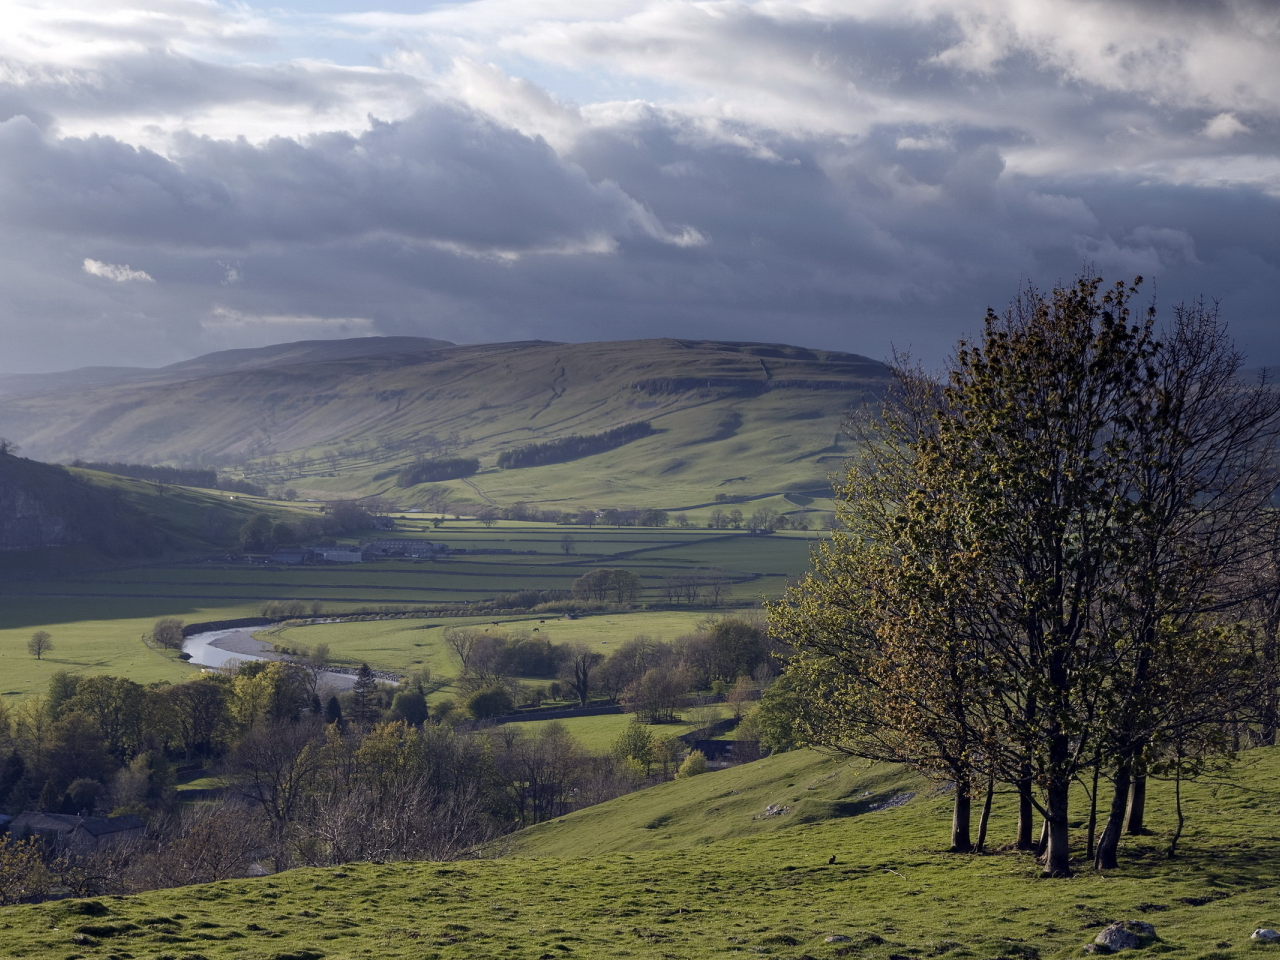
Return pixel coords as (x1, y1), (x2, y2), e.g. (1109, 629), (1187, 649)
(395, 457), (480, 486)
(234, 501), (377, 554)
(0, 614), (778, 899)
(496, 422), (655, 470)
(571, 568), (644, 604)
(771, 278), (1280, 876)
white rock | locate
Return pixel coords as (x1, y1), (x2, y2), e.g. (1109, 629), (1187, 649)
(1252, 929), (1280, 942)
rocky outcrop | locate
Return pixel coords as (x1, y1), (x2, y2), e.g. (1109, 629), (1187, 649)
(0, 468), (74, 549)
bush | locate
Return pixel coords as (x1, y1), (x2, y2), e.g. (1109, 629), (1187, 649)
(466, 686), (515, 720)
(676, 750), (708, 778)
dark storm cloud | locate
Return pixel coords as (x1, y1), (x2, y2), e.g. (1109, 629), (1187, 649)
(0, 0), (1276, 372)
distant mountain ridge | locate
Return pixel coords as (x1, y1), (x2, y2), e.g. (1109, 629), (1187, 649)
(0, 336), (891, 507)
(0, 336), (456, 397)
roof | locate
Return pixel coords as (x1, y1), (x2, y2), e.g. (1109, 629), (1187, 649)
(12, 811), (145, 836)
(12, 811), (79, 833)
(76, 814), (146, 837)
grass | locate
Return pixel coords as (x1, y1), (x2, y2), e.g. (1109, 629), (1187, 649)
(0, 338), (880, 508)
(0, 522), (810, 699)
(259, 609), (720, 678)
(501, 705), (730, 752)
(4, 747), (1280, 959)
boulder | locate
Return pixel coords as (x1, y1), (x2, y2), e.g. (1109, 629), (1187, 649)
(826, 935), (852, 943)
(1252, 930), (1280, 943)
(1093, 921), (1156, 952)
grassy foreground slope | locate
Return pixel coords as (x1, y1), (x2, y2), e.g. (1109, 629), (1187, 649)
(5, 749), (1280, 960)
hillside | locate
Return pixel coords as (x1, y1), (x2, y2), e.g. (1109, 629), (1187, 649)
(0, 454), (310, 569)
(0, 337), (891, 508)
(4, 747), (1280, 959)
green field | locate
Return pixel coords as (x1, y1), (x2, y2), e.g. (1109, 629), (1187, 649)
(260, 609), (719, 679)
(5, 746), (1280, 959)
(501, 704), (731, 752)
(0, 522), (815, 699)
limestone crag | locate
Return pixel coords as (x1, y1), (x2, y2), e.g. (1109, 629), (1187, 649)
(0, 468), (74, 549)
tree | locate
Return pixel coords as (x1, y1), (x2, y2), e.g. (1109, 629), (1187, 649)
(773, 276), (1279, 876)
(611, 723), (656, 773)
(560, 645), (603, 707)
(677, 750), (708, 778)
(27, 630), (52, 660)
(349, 664), (379, 727)
(560, 533), (576, 556)
(239, 513), (275, 552)
(466, 685), (514, 720)
(727, 676), (755, 719)
(150, 617), (185, 650)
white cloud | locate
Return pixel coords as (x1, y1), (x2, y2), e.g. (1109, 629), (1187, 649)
(1203, 112), (1251, 140)
(82, 258), (154, 282)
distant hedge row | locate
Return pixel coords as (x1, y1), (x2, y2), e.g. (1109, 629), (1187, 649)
(396, 457), (480, 486)
(496, 422), (655, 470)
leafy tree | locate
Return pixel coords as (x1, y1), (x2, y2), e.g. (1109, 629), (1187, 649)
(677, 750), (708, 778)
(611, 723), (655, 773)
(773, 276), (1280, 875)
(150, 617), (185, 650)
(388, 690), (429, 727)
(27, 630), (52, 660)
(466, 685), (514, 720)
(239, 513), (275, 552)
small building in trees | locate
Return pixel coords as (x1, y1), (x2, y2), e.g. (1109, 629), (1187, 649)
(10, 812), (146, 851)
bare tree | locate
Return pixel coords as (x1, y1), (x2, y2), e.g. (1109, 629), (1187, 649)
(27, 630), (53, 660)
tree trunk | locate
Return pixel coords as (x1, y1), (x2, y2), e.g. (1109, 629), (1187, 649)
(1034, 817), (1048, 859)
(951, 780), (973, 853)
(1042, 779), (1073, 877)
(1085, 763), (1101, 861)
(975, 775), (995, 853)
(1124, 771), (1147, 835)
(1166, 762), (1185, 859)
(1094, 759), (1132, 870)
(1016, 767), (1035, 850)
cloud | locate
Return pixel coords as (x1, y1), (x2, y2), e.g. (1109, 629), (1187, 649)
(1204, 112), (1251, 139)
(0, 0), (1274, 375)
(82, 258), (154, 282)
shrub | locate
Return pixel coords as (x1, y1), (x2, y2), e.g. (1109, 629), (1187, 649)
(677, 750), (708, 778)
(466, 686), (514, 720)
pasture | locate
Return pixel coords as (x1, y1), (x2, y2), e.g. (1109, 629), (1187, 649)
(501, 704), (731, 752)
(6, 747), (1280, 960)
(0, 521), (816, 698)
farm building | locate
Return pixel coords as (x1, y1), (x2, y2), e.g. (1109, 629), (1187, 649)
(363, 539), (448, 559)
(315, 547), (364, 563)
(9, 812), (146, 851)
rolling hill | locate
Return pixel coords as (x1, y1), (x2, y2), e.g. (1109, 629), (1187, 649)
(3, 746), (1279, 959)
(0, 337), (892, 509)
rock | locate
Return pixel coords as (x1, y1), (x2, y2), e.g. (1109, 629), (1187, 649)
(826, 935), (852, 943)
(1252, 930), (1280, 943)
(1093, 921), (1156, 952)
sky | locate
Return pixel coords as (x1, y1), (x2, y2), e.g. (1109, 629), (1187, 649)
(1, 0), (1278, 374)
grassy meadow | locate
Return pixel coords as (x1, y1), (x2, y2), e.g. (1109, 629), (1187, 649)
(5, 746), (1280, 960)
(0, 519), (816, 700)
(501, 704), (731, 751)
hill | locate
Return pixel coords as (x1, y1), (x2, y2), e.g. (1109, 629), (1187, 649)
(0, 337), (891, 508)
(0, 453), (310, 569)
(3, 747), (1280, 958)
